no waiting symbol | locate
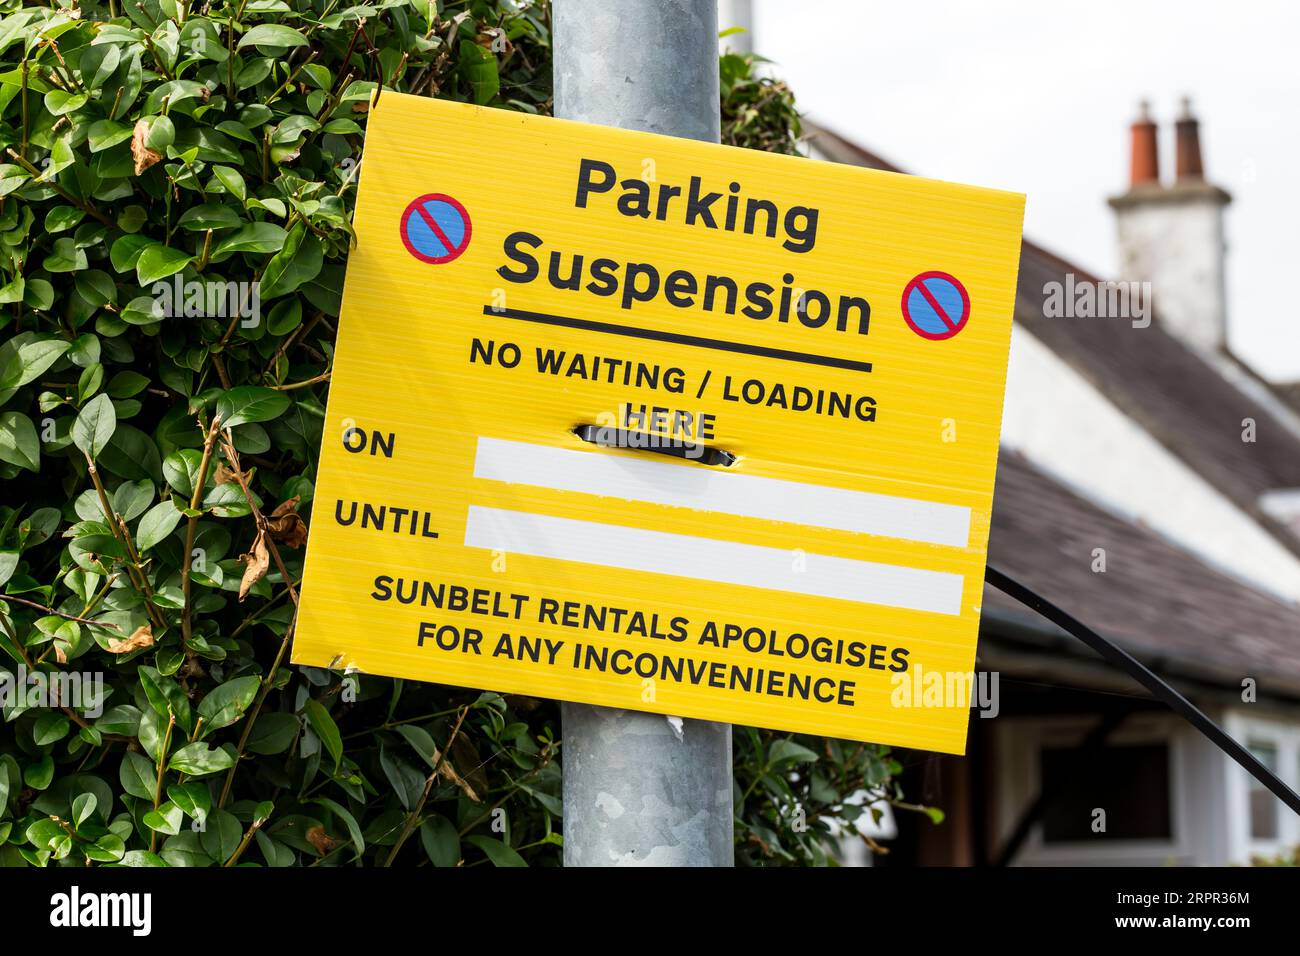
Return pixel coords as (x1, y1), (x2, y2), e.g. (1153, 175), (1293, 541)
(400, 193), (472, 264)
(901, 271), (970, 340)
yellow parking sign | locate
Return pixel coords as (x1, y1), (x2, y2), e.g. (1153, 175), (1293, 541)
(292, 92), (1025, 753)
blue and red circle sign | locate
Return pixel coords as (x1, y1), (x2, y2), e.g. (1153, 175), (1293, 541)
(901, 271), (970, 341)
(400, 193), (472, 264)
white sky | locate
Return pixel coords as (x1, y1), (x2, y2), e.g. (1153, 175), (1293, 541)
(746, 0), (1300, 381)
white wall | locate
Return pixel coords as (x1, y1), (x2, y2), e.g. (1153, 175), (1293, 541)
(1001, 323), (1300, 603)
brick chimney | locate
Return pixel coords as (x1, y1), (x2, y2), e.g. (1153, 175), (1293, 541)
(1108, 98), (1231, 353)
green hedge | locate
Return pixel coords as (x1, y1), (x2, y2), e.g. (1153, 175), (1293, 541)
(0, 0), (921, 867)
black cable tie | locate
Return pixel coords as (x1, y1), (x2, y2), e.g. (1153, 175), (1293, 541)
(985, 564), (1300, 820)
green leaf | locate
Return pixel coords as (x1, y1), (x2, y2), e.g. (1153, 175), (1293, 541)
(168, 742), (235, 776)
(121, 294), (166, 326)
(465, 835), (526, 867)
(138, 665), (193, 733)
(110, 234), (155, 273)
(420, 814), (461, 867)
(44, 89), (88, 115)
(77, 363), (104, 404)
(23, 279), (54, 311)
(111, 53), (143, 121)
(86, 834), (126, 863)
(160, 831), (213, 867)
(111, 478), (154, 522)
(88, 119), (133, 152)
(67, 333), (100, 368)
(238, 24), (309, 50)
(258, 223), (323, 300)
(163, 448), (205, 496)
(200, 808), (242, 863)
(215, 222), (286, 255)
(96, 704), (142, 736)
(768, 739), (820, 767)
(42, 237), (87, 273)
(0, 411), (39, 472)
(246, 712), (300, 755)
(72, 393), (116, 460)
(100, 424), (163, 483)
(143, 114), (176, 152)
(25, 817), (66, 851)
(396, 724), (439, 769)
(33, 711), (71, 746)
(176, 203), (242, 232)
(77, 270), (118, 308)
(143, 802), (184, 836)
(167, 781), (211, 825)
(459, 42), (500, 105)
(378, 743), (423, 811)
(0, 336), (69, 395)
(136, 245), (194, 286)
(136, 498), (182, 551)
(215, 386), (290, 427)
(0, 276), (23, 305)
(45, 206), (85, 233)
(118, 205), (147, 233)
(212, 165), (245, 204)
(197, 675), (259, 733)
(119, 750), (155, 800)
(304, 699), (342, 771)
(107, 371), (150, 399)
(73, 791), (98, 827)
(116, 850), (169, 867)
(138, 706), (168, 763)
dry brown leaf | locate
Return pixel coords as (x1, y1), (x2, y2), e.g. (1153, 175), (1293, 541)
(237, 532), (270, 601)
(54, 643), (68, 664)
(213, 461), (248, 486)
(270, 496), (301, 518)
(130, 120), (162, 175)
(265, 496), (307, 548)
(452, 733), (490, 800)
(268, 513), (307, 548)
(306, 826), (339, 854)
(107, 623), (154, 654)
(433, 750), (481, 803)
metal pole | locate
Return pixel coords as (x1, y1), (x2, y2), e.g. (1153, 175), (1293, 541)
(553, 0), (733, 867)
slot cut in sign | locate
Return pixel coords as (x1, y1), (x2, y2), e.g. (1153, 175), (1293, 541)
(293, 93), (1025, 753)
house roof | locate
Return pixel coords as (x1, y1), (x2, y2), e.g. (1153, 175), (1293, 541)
(808, 122), (1300, 558)
(807, 123), (1300, 693)
(985, 450), (1300, 697)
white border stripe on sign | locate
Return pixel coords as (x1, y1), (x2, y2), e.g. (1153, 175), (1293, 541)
(464, 506), (965, 616)
(473, 437), (971, 547)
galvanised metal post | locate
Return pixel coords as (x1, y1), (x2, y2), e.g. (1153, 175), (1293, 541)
(553, 0), (734, 867)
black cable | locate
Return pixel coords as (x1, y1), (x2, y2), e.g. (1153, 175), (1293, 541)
(985, 564), (1300, 819)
